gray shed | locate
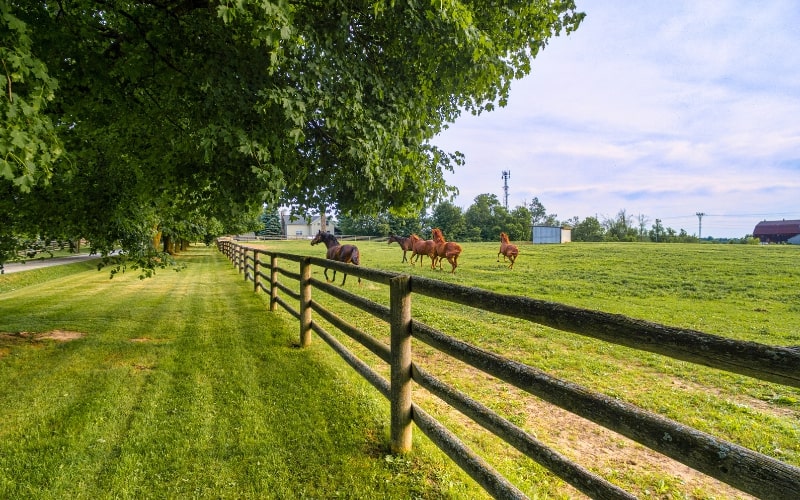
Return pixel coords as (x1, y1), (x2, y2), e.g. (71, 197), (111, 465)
(532, 225), (571, 244)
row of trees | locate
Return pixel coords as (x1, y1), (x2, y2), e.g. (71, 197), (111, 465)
(1, 1), (585, 271)
(263, 196), (755, 244)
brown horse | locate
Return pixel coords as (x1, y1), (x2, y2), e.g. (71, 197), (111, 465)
(310, 230), (361, 285)
(409, 234), (437, 268)
(497, 232), (519, 269)
(431, 228), (462, 274)
(387, 233), (414, 263)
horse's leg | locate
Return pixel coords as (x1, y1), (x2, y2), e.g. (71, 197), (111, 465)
(402, 250), (407, 263)
(324, 267), (331, 282)
(340, 273), (347, 286)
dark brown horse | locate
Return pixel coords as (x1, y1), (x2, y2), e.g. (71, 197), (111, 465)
(431, 228), (462, 274)
(497, 232), (519, 269)
(310, 230), (361, 285)
(409, 234), (437, 268)
(387, 233), (414, 263)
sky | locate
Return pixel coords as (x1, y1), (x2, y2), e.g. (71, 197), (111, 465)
(432, 1), (800, 238)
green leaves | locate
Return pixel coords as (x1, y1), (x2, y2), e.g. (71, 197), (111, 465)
(1, 2), (62, 192)
(2, 0), (584, 258)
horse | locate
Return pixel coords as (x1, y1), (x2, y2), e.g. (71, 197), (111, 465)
(310, 230), (361, 285)
(497, 232), (519, 269)
(431, 228), (462, 274)
(409, 234), (437, 268)
(387, 233), (414, 263)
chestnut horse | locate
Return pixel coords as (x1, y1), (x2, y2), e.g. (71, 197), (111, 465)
(431, 228), (462, 274)
(497, 232), (519, 269)
(387, 233), (413, 263)
(310, 230), (361, 285)
(409, 234), (437, 268)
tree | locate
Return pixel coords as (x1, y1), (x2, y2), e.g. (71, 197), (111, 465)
(0, 3), (63, 191)
(636, 213), (650, 242)
(528, 197), (548, 226)
(429, 201), (466, 241)
(387, 213), (423, 238)
(465, 193), (506, 241)
(509, 205), (533, 241)
(603, 209), (638, 242)
(257, 208), (283, 238)
(2, 1), (585, 260)
(572, 216), (605, 242)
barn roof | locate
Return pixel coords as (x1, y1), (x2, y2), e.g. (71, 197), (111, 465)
(753, 220), (800, 236)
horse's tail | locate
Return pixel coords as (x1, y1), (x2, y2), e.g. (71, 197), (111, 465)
(446, 243), (462, 258)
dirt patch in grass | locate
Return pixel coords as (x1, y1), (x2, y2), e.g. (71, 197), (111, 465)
(1, 330), (84, 342)
(0, 330), (84, 358)
(36, 330), (84, 341)
(414, 350), (760, 499)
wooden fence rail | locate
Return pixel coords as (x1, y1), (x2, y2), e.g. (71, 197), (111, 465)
(216, 238), (800, 500)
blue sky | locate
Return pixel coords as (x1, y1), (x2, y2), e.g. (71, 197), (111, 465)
(433, 1), (800, 238)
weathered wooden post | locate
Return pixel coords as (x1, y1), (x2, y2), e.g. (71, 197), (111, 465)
(390, 275), (413, 453)
(270, 254), (278, 312)
(253, 249), (260, 292)
(299, 257), (312, 347)
(238, 245), (245, 275)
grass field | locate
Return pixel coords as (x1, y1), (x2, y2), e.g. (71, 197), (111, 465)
(252, 238), (800, 498)
(0, 247), (476, 499)
(1, 240), (798, 498)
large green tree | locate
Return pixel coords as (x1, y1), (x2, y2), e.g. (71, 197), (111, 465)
(1, 0), (584, 260)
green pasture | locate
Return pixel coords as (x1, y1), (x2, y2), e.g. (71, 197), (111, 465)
(1, 240), (798, 498)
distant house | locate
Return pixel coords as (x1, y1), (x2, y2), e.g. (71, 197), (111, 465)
(753, 220), (800, 244)
(532, 225), (572, 244)
(281, 211), (336, 239)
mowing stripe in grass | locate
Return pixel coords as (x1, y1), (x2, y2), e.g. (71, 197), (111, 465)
(0, 246), (481, 499)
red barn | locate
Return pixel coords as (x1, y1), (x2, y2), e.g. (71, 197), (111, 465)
(753, 220), (800, 244)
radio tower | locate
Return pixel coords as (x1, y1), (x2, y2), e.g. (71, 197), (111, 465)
(696, 212), (705, 239)
(501, 170), (511, 210)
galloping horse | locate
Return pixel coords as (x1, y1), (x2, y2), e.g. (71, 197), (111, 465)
(310, 230), (361, 285)
(387, 233), (414, 263)
(431, 228), (462, 274)
(409, 234), (437, 268)
(497, 232), (519, 269)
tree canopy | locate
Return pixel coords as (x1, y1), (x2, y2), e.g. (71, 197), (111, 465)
(1, 0), (584, 262)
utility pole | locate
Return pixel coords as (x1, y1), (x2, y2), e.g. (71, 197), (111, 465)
(696, 212), (705, 239)
(501, 170), (511, 210)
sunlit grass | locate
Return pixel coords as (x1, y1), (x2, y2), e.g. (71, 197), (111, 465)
(256, 238), (800, 497)
(0, 245), (481, 499)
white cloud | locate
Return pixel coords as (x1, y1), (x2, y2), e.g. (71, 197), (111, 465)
(433, 1), (800, 237)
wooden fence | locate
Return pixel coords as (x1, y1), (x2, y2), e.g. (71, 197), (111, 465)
(216, 238), (800, 499)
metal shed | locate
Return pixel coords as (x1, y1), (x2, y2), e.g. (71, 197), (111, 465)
(532, 225), (572, 244)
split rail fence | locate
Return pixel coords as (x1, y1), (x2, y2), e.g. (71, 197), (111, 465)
(217, 238), (800, 499)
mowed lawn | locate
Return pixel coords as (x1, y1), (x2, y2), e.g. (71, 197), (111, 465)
(2, 239), (799, 499)
(0, 246), (477, 499)
(255, 237), (800, 498)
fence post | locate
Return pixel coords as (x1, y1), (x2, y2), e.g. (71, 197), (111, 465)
(390, 275), (413, 453)
(253, 249), (259, 292)
(299, 257), (312, 347)
(270, 254), (278, 312)
(238, 246), (245, 275)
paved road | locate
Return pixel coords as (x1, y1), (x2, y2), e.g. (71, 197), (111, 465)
(1, 253), (103, 274)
